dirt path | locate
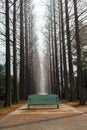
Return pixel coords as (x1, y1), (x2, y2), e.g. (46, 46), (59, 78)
(0, 103), (87, 130)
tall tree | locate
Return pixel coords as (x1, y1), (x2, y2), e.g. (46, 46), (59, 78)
(58, 0), (64, 98)
(60, 0), (68, 99)
(73, 0), (86, 105)
(24, 0), (29, 99)
(4, 0), (11, 107)
(53, 0), (59, 95)
(20, 0), (25, 100)
(65, 0), (76, 100)
(13, 0), (19, 103)
(50, 0), (55, 93)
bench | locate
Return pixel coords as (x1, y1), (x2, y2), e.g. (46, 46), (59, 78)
(28, 94), (59, 109)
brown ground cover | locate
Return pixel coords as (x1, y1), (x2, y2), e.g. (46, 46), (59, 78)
(0, 101), (26, 120)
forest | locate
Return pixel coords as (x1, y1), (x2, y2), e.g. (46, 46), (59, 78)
(0, 0), (87, 107)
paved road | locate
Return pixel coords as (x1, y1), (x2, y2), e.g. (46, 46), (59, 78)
(0, 103), (87, 130)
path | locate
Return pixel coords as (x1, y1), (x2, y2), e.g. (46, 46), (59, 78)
(0, 103), (87, 130)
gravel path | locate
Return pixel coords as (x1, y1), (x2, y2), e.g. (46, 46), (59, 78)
(0, 103), (87, 130)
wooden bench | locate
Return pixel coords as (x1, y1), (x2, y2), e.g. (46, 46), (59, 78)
(28, 94), (59, 109)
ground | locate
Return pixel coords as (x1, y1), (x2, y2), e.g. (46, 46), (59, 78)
(0, 102), (87, 130)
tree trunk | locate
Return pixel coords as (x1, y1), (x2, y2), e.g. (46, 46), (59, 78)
(24, 0), (29, 99)
(48, 24), (53, 91)
(13, 0), (19, 103)
(65, 0), (76, 100)
(53, 0), (60, 95)
(60, 0), (68, 99)
(73, 0), (86, 105)
(58, 0), (64, 98)
(4, 0), (11, 107)
(50, 0), (55, 93)
(20, 0), (25, 100)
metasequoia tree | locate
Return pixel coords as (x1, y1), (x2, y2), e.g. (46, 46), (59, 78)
(20, 0), (25, 100)
(13, 0), (19, 103)
(24, 0), (29, 99)
(50, 0), (55, 93)
(64, 0), (76, 100)
(43, 22), (52, 93)
(59, 0), (68, 98)
(4, 0), (11, 107)
(53, 0), (60, 95)
(73, 0), (86, 105)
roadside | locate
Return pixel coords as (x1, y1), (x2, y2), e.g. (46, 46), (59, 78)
(0, 102), (87, 130)
(0, 101), (87, 130)
(0, 101), (26, 120)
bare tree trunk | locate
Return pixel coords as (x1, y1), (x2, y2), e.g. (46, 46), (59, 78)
(58, 1), (63, 98)
(73, 0), (86, 105)
(65, 0), (76, 100)
(4, 0), (11, 107)
(48, 24), (53, 92)
(53, 0), (60, 95)
(24, 0), (29, 99)
(60, 0), (68, 99)
(20, 0), (25, 100)
(50, 2), (55, 93)
(13, 0), (19, 103)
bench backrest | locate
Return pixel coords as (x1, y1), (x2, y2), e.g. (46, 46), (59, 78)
(28, 94), (59, 105)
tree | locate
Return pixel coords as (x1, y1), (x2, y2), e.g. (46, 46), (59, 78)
(13, 0), (19, 103)
(59, 0), (68, 99)
(53, 0), (59, 95)
(4, 0), (11, 107)
(73, 0), (86, 105)
(64, 0), (76, 100)
(24, 0), (29, 99)
(20, 0), (25, 100)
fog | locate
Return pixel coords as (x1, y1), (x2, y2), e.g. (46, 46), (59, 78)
(33, 0), (51, 94)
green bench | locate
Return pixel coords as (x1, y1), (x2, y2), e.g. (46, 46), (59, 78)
(28, 94), (59, 109)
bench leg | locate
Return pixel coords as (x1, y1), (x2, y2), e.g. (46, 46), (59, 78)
(57, 104), (59, 109)
(28, 104), (30, 109)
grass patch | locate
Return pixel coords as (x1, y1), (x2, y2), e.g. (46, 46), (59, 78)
(67, 101), (80, 107)
(0, 101), (26, 120)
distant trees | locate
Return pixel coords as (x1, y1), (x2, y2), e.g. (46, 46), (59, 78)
(19, 0), (38, 99)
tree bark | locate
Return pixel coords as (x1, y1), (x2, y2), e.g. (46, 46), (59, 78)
(60, 0), (68, 99)
(20, 0), (25, 100)
(24, 0), (29, 99)
(13, 0), (19, 103)
(4, 0), (11, 107)
(53, 0), (60, 95)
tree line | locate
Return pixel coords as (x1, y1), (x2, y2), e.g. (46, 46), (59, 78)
(0, 0), (87, 107)
(0, 0), (40, 107)
(43, 0), (87, 105)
